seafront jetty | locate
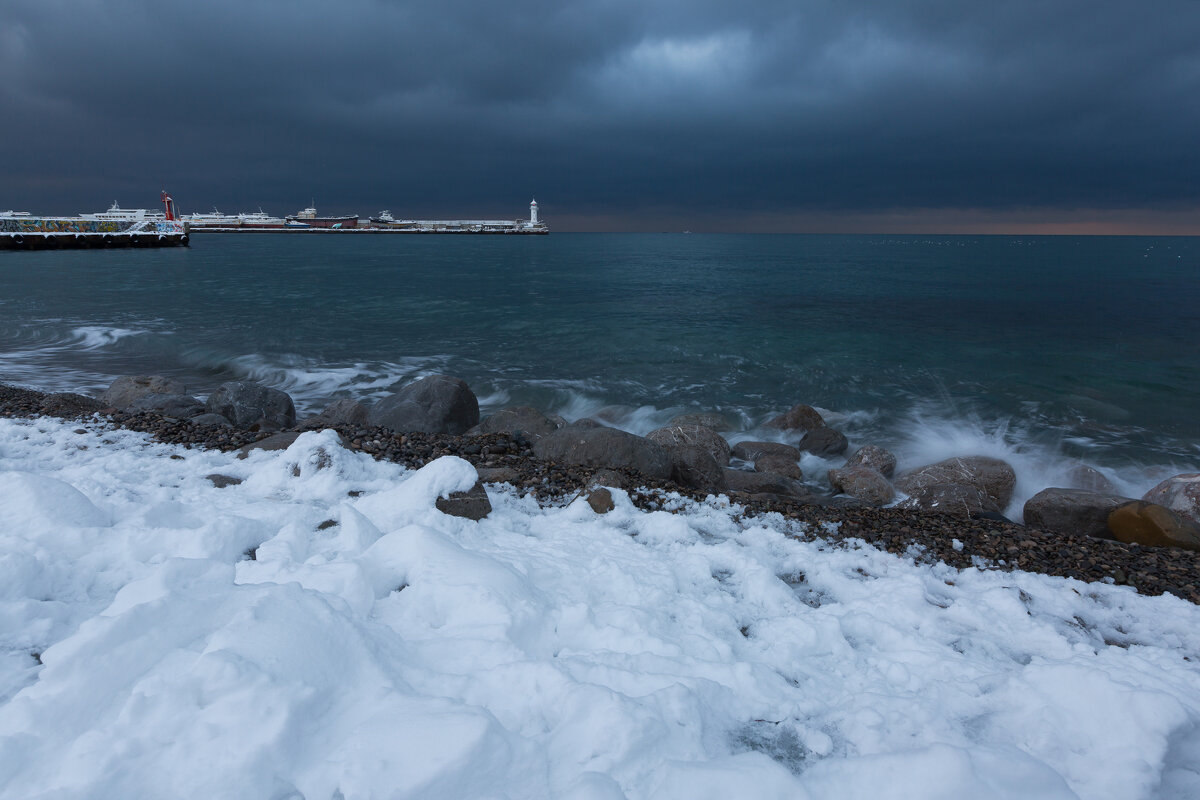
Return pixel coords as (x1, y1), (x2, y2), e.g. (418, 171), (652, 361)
(4, 373), (1199, 603)
(188, 199), (549, 235)
(0, 192), (189, 250)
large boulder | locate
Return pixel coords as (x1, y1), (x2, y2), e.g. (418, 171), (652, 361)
(369, 374), (479, 435)
(664, 445), (727, 493)
(646, 424), (732, 466)
(797, 427), (848, 457)
(533, 427), (672, 480)
(722, 468), (806, 498)
(668, 412), (733, 431)
(1142, 473), (1200, 525)
(844, 445), (897, 479)
(1022, 488), (1133, 539)
(828, 466), (895, 507)
(1107, 501), (1200, 551)
(765, 403), (825, 432)
(754, 454), (802, 480)
(896, 483), (1000, 518)
(478, 406), (561, 439)
(101, 375), (187, 409)
(895, 456), (1017, 511)
(127, 393), (205, 419)
(205, 381), (296, 431)
(732, 440), (801, 463)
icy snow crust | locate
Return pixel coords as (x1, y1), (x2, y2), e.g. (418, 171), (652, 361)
(1, 417), (1199, 799)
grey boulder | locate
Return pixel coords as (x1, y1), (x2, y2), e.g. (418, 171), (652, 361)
(205, 381), (297, 431)
(478, 406), (561, 439)
(1142, 473), (1200, 525)
(765, 403), (825, 432)
(1022, 488), (1133, 539)
(646, 424), (732, 466)
(844, 445), (897, 479)
(828, 466), (895, 507)
(664, 444), (727, 493)
(369, 374), (479, 435)
(533, 427), (672, 480)
(127, 393), (205, 419)
(102, 375), (187, 409)
(896, 482), (1000, 518)
(731, 440), (801, 463)
(895, 456), (1017, 511)
(797, 427), (849, 457)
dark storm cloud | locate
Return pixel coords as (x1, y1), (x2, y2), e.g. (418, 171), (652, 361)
(2, 0), (1198, 227)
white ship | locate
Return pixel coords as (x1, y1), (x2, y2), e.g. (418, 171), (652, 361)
(80, 201), (165, 222)
(236, 209), (286, 227)
(184, 208), (242, 227)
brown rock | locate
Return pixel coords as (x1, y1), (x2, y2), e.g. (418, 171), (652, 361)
(1142, 473), (1200, 525)
(1023, 488), (1132, 539)
(646, 424), (732, 466)
(435, 480), (492, 520)
(828, 466), (895, 506)
(586, 487), (616, 514)
(895, 456), (1017, 511)
(754, 454), (802, 480)
(765, 403), (825, 432)
(797, 427), (848, 457)
(844, 445), (897, 479)
(1107, 501), (1200, 551)
(732, 440), (801, 463)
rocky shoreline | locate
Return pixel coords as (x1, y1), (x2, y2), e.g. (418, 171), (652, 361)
(3, 379), (1200, 605)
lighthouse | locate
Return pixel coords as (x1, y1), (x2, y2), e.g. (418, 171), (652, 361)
(530, 198), (538, 226)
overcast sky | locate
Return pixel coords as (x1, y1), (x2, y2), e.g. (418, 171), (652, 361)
(3, 0), (1198, 232)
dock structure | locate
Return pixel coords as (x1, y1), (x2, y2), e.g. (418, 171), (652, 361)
(0, 192), (189, 250)
(189, 199), (549, 234)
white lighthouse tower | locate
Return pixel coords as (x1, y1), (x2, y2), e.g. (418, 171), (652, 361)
(529, 198), (538, 226)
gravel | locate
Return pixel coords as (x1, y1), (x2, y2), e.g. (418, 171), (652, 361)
(4, 381), (1197, 604)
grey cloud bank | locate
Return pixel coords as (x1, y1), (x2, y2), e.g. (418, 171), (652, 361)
(3, 0), (1198, 231)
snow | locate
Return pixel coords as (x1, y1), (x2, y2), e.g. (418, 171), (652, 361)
(1, 416), (1199, 799)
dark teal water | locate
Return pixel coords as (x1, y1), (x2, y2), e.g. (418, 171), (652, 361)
(2, 233), (1198, 485)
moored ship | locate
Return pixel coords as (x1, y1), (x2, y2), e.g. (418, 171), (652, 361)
(1, 192), (189, 250)
(285, 205), (358, 229)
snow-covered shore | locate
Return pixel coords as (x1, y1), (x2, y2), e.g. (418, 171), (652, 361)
(2, 414), (1199, 799)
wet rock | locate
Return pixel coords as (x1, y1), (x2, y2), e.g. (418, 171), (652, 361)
(844, 445), (897, 479)
(722, 468), (805, 498)
(1108, 501), (1200, 551)
(102, 375), (188, 409)
(478, 406), (561, 439)
(1022, 488), (1133, 539)
(205, 473), (243, 488)
(586, 487), (616, 514)
(828, 466), (895, 506)
(665, 444), (727, 493)
(797, 427), (849, 457)
(236, 431), (303, 459)
(205, 381), (296, 431)
(1142, 473), (1200, 525)
(369, 374), (479, 435)
(315, 398), (371, 427)
(896, 482), (1000, 518)
(667, 412), (732, 431)
(533, 427), (672, 479)
(1065, 464), (1115, 494)
(128, 393), (204, 419)
(754, 454), (802, 480)
(895, 456), (1017, 510)
(435, 480), (492, 520)
(588, 469), (628, 490)
(765, 403), (825, 432)
(731, 440), (801, 463)
(567, 418), (605, 429)
(646, 424), (731, 466)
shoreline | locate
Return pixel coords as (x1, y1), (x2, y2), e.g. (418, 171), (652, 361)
(4, 381), (1198, 605)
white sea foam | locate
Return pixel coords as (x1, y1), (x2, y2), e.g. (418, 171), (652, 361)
(1, 415), (1199, 798)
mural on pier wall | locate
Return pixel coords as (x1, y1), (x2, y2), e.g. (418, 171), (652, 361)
(0, 218), (124, 234)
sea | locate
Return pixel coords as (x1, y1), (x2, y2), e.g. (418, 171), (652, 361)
(2, 232), (1197, 502)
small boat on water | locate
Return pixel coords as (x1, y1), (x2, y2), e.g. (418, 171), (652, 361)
(286, 205), (358, 229)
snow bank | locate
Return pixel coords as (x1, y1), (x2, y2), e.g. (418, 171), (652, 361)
(1, 417), (1198, 799)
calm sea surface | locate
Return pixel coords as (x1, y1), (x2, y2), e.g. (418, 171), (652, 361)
(2, 232), (1198, 489)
